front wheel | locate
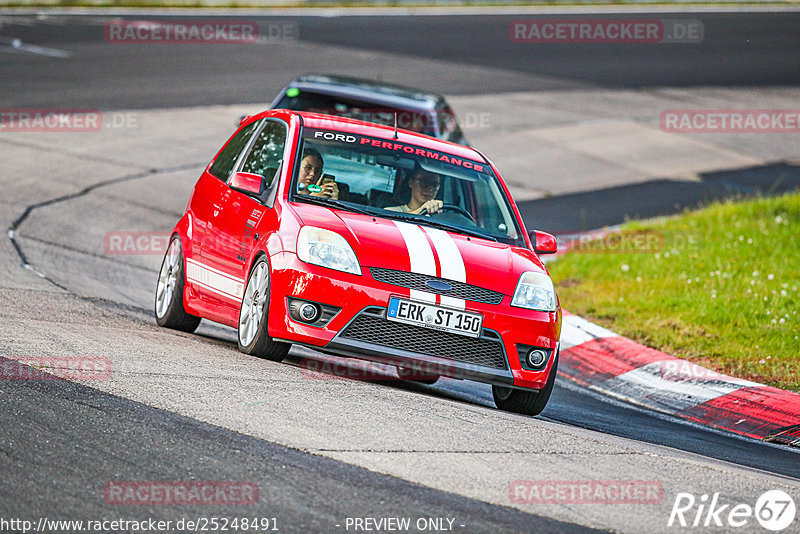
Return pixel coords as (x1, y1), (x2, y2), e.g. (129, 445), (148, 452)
(154, 236), (201, 333)
(238, 257), (290, 362)
(492, 352), (559, 416)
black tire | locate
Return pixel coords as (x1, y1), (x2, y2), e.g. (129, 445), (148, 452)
(492, 352), (559, 416)
(237, 256), (290, 362)
(154, 236), (201, 333)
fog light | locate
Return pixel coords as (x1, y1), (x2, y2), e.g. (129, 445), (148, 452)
(527, 349), (548, 368)
(299, 302), (320, 322)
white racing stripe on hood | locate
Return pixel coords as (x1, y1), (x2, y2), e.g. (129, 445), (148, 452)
(393, 221), (437, 303)
(423, 227), (467, 310)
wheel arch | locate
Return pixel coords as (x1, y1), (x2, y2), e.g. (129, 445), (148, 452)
(245, 248), (270, 279)
(242, 249), (274, 324)
(166, 227), (196, 316)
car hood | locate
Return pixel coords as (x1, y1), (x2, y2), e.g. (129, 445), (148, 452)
(292, 204), (548, 297)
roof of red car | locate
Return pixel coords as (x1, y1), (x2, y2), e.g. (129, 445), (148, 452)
(258, 109), (485, 163)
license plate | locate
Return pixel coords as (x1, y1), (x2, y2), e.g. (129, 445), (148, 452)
(386, 297), (483, 338)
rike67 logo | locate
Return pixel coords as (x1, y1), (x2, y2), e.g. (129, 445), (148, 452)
(668, 490), (796, 531)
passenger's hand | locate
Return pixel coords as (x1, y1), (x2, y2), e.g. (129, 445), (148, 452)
(321, 181), (339, 200)
(310, 178), (339, 200)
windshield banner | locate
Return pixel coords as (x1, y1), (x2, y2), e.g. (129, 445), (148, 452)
(306, 129), (489, 174)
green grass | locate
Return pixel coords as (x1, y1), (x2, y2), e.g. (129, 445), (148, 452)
(548, 191), (800, 392)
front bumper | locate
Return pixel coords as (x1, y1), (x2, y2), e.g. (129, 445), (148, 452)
(326, 306), (514, 386)
(267, 251), (561, 390)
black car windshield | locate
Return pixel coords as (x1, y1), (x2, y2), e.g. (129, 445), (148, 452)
(275, 90), (437, 137)
(291, 127), (524, 246)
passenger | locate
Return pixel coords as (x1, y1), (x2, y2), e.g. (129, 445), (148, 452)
(386, 168), (443, 215)
(298, 148), (339, 199)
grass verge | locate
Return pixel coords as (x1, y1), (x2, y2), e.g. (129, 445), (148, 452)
(548, 191), (800, 392)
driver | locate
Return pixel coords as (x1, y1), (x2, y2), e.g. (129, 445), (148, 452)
(386, 168), (443, 215)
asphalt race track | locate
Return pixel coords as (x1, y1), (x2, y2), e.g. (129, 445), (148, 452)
(1, 10), (799, 533)
(2, 11), (799, 108)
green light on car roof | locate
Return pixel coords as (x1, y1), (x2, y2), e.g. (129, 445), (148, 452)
(286, 88), (300, 98)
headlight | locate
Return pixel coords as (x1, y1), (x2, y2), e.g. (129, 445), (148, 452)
(297, 226), (361, 275)
(511, 271), (556, 312)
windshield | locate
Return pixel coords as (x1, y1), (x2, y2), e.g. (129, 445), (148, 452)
(291, 128), (524, 246)
(276, 90), (437, 137)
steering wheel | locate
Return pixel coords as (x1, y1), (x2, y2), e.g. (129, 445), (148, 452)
(419, 204), (475, 223)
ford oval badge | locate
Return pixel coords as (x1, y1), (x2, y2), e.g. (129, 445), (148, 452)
(426, 280), (452, 291)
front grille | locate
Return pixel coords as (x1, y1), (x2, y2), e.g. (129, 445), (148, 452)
(370, 267), (504, 305)
(339, 310), (508, 370)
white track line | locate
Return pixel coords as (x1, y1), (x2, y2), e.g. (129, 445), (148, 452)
(0, 36), (71, 58)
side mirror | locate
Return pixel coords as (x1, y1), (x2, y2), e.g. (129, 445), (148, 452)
(238, 115), (251, 126)
(530, 230), (557, 255)
(229, 172), (263, 196)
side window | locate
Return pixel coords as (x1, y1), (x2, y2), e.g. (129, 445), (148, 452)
(208, 121), (260, 180)
(239, 120), (287, 188)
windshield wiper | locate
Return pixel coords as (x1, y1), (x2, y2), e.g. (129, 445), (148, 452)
(380, 212), (498, 242)
(294, 195), (375, 217)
